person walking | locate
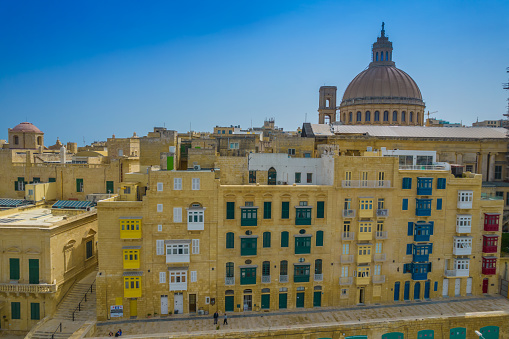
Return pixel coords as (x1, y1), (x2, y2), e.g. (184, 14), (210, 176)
(213, 311), (219, 325)
(223, 313), (228, 325)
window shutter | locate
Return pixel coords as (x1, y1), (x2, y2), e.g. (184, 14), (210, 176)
(316, 231), (324, 246)
(31, 303), (40, 320)
(263, 201), (271, 219)
(428, 263), (432, 272)
(157, 182), (163, 191)
(226, 232), (234, 249)
(9, 258), (20, 280)
(408, 222), (413, 236)
(406, 244), (413, 255)
(437, 198), (442, 210)
(403, 263), (410, 273)
(434, 281), (438, 291)
(192, 239), (200, 254)
(173, 207), (182, 222)
(226, 202), (235, 219)
(191, 271), (197, 282)
(156, 240), (164, 255)
(157, 204), (163, 212)
(281, 231), (289, 247)
(159, 272), (166, 283)
(281, 202), (290, 219)
(263, 232), (271, 248)
(429, 243), (433, 254)
(402, 199), (408, 210)
(317, 201), (325, 218)
(430, 221), (434, 235)
(158, 224), (162, 232)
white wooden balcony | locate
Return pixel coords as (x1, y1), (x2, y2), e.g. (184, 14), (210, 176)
(453, 237), (472, 256)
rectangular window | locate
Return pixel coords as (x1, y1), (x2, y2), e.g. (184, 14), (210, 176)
(173, 207), (182, 222)
(417, 177), (433, 195)
(157, 204), (163, 212)
(192, 178), (200, 190)
(30, 303), (40, 320)
(14, 177), (25, 191)
(437, 198), (442, 210)
(343, 243), (349, 255)
(123, 249), (140, 269)
(316, 230), (324, 246)
(229, 142), (239, 149)
(495, 166), (502, 180)
(226, 202), (235, 219)
(281, 232), (289, 247)
(76, 178), (84, 192)
(9, 258), (20, 280)
(226, 233), (235, 249)
(240, 267), (257, 285)
(281, 201), (290, 219)
(437, 178), (446, 189)
(174, 178), (182, 190)
(86, 240), (93, 259)
(191, 271), (197, 282)
(156, 240), (165, 255)
(192, 239), (200, 254)
(416, 199), (432, 216)
(316, 201), (324, 218)
(263, 202), (271, 219)
(249, 170), (256, 183)
(157, 182), (163, 191)
(402, 199), (408, 211)
(49, 177), (56, 183)
(11, 302), (20, 320)
(123, 276), (142, 298)
(402, 177), (412, 189)
(263, 232), (271, 248)
(288, 148), (296, 155)
(159, 272), (166, 283)
(119, 218), (142, 239)
(341, 267), (348, 278)
(307, 173), (313, 183)
(295, 172), (301, 183)
(295, 207), (311, 225)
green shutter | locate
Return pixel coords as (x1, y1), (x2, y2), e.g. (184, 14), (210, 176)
(317, 201), (324, 218)
(316, 231), (324, 246)
(76, 178), (83, 192)
(261, 294), (270, 309)
(226, 232), (234, 248)
(106, 181), (114, 194)
(30, 303), (40, 320)
(313, 291), (322, 307)
(281, 202), (289, 219)
(281, 231), (289, 247)
(86, 241), (93, 259)
(263, 232), (271, 248)
(9, 258), (20, 280)
(29, 259), (39, 284)
(11, 302), (21, 319)
(167, 156), (174, 170)
(263, 201), (271, 219)
(225, 296), (234, 312)
(226, 202), (235, 219)
(278, 293), (287, 309)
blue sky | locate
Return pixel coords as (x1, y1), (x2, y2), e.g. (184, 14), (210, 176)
(0, 0), (508, 145)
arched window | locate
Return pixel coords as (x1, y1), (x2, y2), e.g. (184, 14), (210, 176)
(226, 262), (234, 277)
(386, 51), (388, 61)
(316, 230), (324, 246)
(376, 52), (379, 61)
(315, 259), (322, 275)
(343, 113), (346, 122)
(356, 111), (361, 122)
(226, 232), (235, 248)
(383, 111), (389, 122)
(380, 52), (383, 61)
(268, 167), (277, 185)
(417, 112), (420, 124)
(374, 111), (380, 121)
(392, 111), (398, 122)
(262, 261), (270, 276)
(280, 260), (288, 275)
(349, 112), (353, 122)
(365, 111), (371, 122)
(37, 136), (42, 145)
(409, 112), (414, 122)
(401, 111), (406, 122)
(13, 135), (19, 145)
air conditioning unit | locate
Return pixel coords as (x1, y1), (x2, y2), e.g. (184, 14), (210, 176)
(194, 165), (201, 170)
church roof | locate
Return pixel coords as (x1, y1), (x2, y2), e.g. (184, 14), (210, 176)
(11, 122), (43, 133)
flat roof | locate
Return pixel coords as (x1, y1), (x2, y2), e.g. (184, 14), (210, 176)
(0, 208), (65, 228)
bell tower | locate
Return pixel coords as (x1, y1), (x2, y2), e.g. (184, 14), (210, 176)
(318, 86), (337, 124)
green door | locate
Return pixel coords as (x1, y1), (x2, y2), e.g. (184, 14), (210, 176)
(278, 293), (287, 309)
(313, 291), (322, 307)
(29, 259), (39, 284)
(225, 296), (234, 312)
(106, 181), (114, 193)
(296, 292), (305, 308)
(479, 326), (499, 339)
(261, 294), (270, 309)
(450, 328), (466, 339)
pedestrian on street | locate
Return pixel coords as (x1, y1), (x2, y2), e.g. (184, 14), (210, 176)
(223, 313), (228, 325)
(213, 311), (219, 325)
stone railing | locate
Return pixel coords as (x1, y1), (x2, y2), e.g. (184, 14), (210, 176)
(261, 275), (271, 283)
(375, 231), (388, 239)
(374, 253), (387, 262)
(342, 209), (355, 218)
(279, 275), (288, 283)
(0, 283), (57, 294)
(376, 209), (389, 217)
(342, 180), (391, 188)
(314, 274), (323, 281)
(339, 277), (353, 285)
(341, 232), (355, 240)
(225, 277), (235, 285)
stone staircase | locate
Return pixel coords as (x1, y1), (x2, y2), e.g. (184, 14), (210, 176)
(27, 272), (96, 339)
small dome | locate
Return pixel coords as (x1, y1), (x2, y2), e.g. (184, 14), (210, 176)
(340, 65), (424, 107)
(11, 122), (43, 133)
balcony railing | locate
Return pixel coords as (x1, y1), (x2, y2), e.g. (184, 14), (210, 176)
(225, 277), (235, 285)
(341, 231), (354, 240)
(314, 274), (323, 281)
(342, 180), (391, 188)
(445, 269), (469, 277)
(456, 225), (471, 234)
(340, 254), (354, 264)
(375, 231), (388, 239)
(0, 283), (57, 294)
(279, 275), (289, 283)
(343, 209), (355, 218)
(376, 209), (389, 217)
(399, 164), (448, 171)
(372, 275), (386, 284)
(339, 277), (353, 285)
(374, 253), (386, 262)
(261, 275), (271, 283)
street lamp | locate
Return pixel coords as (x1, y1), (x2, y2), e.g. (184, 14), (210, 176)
(475, 330), (485, 339)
